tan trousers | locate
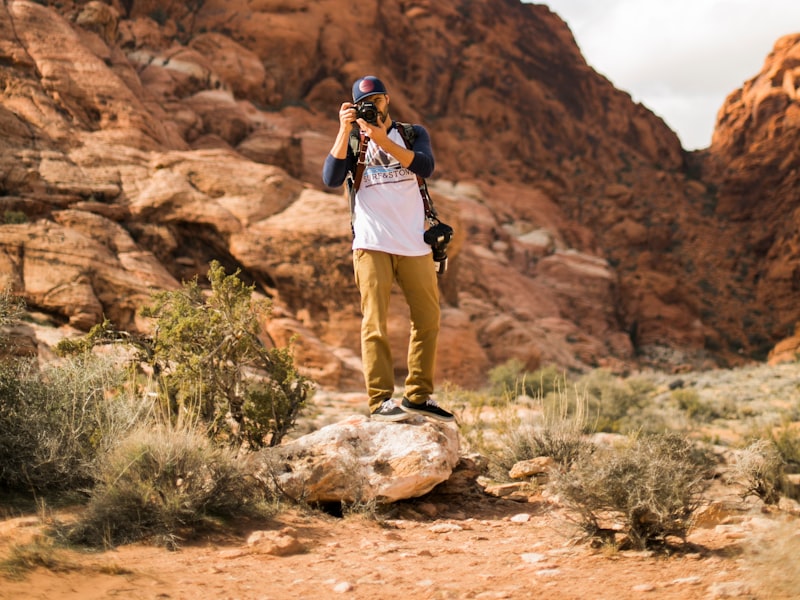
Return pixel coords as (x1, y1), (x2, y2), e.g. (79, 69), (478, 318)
(353, 249), (440, 412)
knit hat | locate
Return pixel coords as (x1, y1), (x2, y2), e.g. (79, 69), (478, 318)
(352, 76), (387, 103)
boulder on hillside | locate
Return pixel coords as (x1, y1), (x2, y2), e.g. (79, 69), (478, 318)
(254, 415), (460, 504)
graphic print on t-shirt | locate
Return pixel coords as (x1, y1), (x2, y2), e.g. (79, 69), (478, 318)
(361, 140), (415, 189)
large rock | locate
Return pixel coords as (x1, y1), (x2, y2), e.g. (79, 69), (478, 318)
(256, 415), (460, 504)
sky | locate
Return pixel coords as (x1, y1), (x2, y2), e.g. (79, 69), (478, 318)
(529, 1), (800, 149)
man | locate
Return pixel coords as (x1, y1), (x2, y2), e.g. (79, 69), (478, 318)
(322, 75), (454, 423)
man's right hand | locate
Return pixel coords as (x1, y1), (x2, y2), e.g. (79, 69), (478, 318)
(339, 102), (357, 131)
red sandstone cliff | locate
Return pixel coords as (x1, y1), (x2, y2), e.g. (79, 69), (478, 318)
(0, 0), (798, 387)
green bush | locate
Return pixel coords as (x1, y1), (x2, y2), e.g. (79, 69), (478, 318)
(3, 210), (28, 224)
(466, 382), (593, 480)
(770, 425), (800, 473)
(0, 355), (141, 491)
(578, 369), (654, 433)
(488, 359), (563, 400)
(555, 433), (707, 549)
(62, 425), (266, 548)
(59, 261), (314, 449)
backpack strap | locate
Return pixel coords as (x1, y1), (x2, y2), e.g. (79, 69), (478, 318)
(395, 122), (439, 224)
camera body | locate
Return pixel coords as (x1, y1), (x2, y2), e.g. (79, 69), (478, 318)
(355, 101), (379, 125)
(423, 221), (454, 275)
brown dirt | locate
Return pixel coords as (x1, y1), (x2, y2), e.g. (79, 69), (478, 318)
(0, 484), (779, 600)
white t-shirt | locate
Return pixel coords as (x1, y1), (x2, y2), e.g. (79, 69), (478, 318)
(352, 127), (431, 257)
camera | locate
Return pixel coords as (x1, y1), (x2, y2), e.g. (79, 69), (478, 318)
(355, 100), (379, 125)
(423, 221), (454, 275)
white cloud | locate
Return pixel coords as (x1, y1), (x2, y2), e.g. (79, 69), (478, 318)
(531, 0), (800, 149)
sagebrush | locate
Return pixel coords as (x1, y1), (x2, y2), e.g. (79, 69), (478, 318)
(62, 424), (267, 548)
(555, 433), (708, 549)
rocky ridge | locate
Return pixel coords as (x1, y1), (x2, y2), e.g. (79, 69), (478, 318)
(0, 0), (798, 388)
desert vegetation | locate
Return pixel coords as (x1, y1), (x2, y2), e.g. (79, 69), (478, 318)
(1, 273), (799, 567)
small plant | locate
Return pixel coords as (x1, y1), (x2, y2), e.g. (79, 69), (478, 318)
(466, 379), (593, 480)
(769, 424), (800, 474)
(732, 439), (786, 505)
(58, 261), (314, 449)
(0, 287), (24, 332)
(0, 536), (74, 580)
(578, 369), (654, 433)
(2, 210), (28, 224)
(487, 359), (563, 399)
(0, 354), (142, 491)
(62, 424), (267, 549)
(555, 433), (707, 549)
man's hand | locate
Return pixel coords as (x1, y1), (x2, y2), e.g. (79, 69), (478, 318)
(339, 102), (357, 131)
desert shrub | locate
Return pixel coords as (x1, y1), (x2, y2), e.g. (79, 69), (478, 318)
(769, 424), (800, 473)
(468, 381), (593, 480)
(58, 261), (313, 449)
(0, 535), (74, 580)
(2, 210), (28, 224)
(555, 433), (707, 549)
(0, 287), (25, 345)
(0, 355), (144, 491)
(732, 439), (786, 505)
(62, 424), (266, 548)
(578, 369), (654, 433)
(488, 359), (563, 400)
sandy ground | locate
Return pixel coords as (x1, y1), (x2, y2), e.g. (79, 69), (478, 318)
(0, 480), (793, 600)
(3, 369), (800, 600)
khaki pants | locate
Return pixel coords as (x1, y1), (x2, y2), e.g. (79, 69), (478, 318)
(353, 249), (440, 412)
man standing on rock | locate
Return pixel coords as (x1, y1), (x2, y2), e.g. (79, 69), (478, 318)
(322, 75), (454, 423)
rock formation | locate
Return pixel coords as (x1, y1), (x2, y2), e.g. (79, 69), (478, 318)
(0, 0), (798, 389)
(255, 415), (460, 504)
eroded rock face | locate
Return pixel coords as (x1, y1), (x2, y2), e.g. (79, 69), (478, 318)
(0, 0), (798, 383)
(255, 415), (460, 504)
(703, 34), (800, 361)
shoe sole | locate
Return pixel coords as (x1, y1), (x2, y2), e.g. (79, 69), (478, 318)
(400, 405), (455, 422)
(370, 413), (411, 422)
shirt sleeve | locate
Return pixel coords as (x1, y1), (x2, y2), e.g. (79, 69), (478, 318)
(406, 124), (434, 179)
(322, 153), (352, 188)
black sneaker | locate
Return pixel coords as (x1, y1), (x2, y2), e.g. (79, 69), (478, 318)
(371, 399), (410, 422)
(400, 397), (455, 422)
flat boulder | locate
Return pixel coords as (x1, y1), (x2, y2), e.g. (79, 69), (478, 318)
(256, 415), (460, 504)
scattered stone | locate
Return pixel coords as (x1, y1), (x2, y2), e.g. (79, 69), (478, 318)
(246, 528), (305, 556)
(428, 522), (463, 533)
(332, 581), (353, 593)
(707, 581), (752, 598)
(534, 568), (561, 577)
(631, 583), (656, 592)
(668, 576), (702, 586)
(520, 553), (547, 564)
(510, 513), (531, 523)
(509, 457), (555, 479)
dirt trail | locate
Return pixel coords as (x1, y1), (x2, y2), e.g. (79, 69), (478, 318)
(0, 484), (780, 600)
